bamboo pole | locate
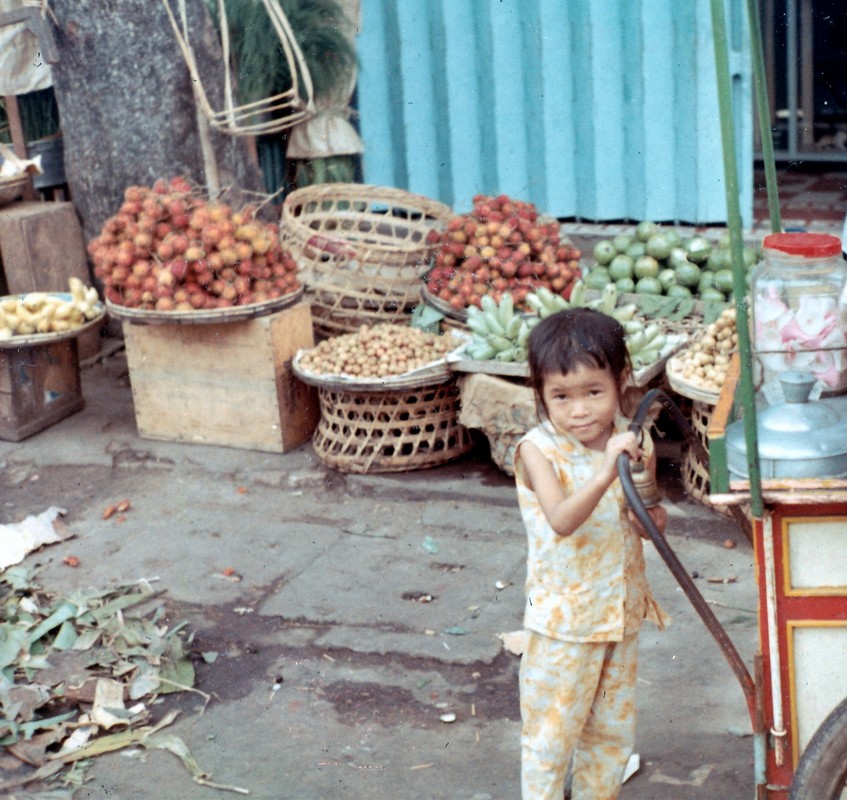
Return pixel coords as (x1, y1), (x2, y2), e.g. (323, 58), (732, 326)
(709, 0), (764, 518)
(747, 0), (782, 233)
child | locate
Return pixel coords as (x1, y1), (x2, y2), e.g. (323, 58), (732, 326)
(515, 307), (668, 800)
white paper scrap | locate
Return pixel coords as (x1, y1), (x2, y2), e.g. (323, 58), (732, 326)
(0, 506), (68, 570)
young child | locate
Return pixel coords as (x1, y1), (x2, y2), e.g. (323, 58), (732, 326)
(515, 307), (668, 800)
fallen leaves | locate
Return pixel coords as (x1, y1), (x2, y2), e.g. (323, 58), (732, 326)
(0, 566), (243, 794)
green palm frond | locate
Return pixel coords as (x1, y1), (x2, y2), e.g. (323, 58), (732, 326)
(209, 0), (357, 107)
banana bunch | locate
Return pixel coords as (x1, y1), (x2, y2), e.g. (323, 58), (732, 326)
(463, 282), (668, 368)
(525, 281), (639, 324)
(623, 320), (667, 369)
(464, 293), (539, 362)
(523, 281), (666, 369)
(0, 277), (101, 339)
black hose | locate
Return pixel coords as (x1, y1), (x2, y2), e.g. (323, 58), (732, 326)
(620, 389), (757, 726)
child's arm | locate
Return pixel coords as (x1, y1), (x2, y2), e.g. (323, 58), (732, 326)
(519, 432), (641, 537)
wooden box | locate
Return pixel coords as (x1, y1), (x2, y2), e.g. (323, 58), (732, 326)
(0, 201), (101, 360)
(0, 338), (84, 441)
(123, 302), (319, 453)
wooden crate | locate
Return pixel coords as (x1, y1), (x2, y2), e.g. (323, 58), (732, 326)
(0, 201), (102, 360)
(123, 302), (319, 453)
(0, 338), (84, 441)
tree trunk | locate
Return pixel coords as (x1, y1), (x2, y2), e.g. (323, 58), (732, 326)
(48, 0), (266, 251)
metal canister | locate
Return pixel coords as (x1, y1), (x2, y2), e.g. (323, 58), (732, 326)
(629, 461), (662, 508)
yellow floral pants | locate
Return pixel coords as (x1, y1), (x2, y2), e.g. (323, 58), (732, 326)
(519, 631), (639, 800)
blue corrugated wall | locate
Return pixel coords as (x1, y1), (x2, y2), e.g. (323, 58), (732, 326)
(356, 0), (753, 227)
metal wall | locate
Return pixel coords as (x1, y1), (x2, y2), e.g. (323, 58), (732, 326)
(356, 0), (753, 227)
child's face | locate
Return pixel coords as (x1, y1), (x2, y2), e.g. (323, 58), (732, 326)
(541, 363), (624, 450)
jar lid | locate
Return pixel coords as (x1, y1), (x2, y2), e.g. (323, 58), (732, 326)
(726, 371), (847, 461)
(762, 232), (842, 258)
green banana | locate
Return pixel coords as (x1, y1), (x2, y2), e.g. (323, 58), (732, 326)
(631, 347), (663, 368)
(642, 323), (663, 346)
(487, 333), (513, 352)
(495, 346), (518, 362)
(498, 293), (515, 327)
(512, 346), (528, 362)
(466, 314), (491, 336)
(599, 283), (618, 314)
(611, 302), (638, 322)
(516, 319), (532, 347)
(569, 279), (586, 307)
(481, 295), (498, 316)
(535, 286), (555, 305)
(466, 341), (496, 360)
(622, 319), (644, 336)
(626, 331), (646, 353)
(524, 294), (545, 315)
(647, 334), (666, 352)
(536, 286), (569, 317)
(505, 314), (523, 340)
(483, 310), (506, 336)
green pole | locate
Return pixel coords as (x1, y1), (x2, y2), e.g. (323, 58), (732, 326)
(747, 0), (782, 233)
(709, 0), (764, 518)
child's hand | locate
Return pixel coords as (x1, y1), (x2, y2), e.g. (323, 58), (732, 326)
(627, 505), (668, 539)
(602, 432), (641, 479)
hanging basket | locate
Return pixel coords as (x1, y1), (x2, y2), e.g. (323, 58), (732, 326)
(281, 183), (453, 337)
(161, 0), (314, 135)
(310, 375), (472, 474)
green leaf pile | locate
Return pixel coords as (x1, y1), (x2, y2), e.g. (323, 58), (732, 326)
(0, 566), (201, 793)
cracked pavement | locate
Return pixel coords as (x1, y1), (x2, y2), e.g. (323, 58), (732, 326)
(0, 344), (759, 799)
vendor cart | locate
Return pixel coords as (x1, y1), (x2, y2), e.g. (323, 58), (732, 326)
(617, 2), (847, 798)
(621, 376), (847, 799)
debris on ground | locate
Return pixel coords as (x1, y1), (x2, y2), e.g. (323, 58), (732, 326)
(497, 629), (528, 656)
(0, 508), (73, 571)
(0, 566), (247, 795)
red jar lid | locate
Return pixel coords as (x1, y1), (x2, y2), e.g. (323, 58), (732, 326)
(762, 232), (842, 258)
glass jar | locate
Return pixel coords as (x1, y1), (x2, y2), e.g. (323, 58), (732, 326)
(750, 232), (847, 403)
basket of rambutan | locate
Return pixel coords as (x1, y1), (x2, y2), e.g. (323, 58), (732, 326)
(281, 183), (452, 338)
(89, 177), (303, 323)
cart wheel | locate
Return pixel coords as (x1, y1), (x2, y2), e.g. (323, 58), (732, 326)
(790, 697), (847, 800)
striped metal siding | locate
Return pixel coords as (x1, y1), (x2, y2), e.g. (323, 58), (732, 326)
(356, 0), (753, 227)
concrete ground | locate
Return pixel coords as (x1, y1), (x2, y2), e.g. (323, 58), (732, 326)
(1, 344), (760, 800)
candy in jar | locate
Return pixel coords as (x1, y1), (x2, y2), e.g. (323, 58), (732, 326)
(751, 232), (847, 402)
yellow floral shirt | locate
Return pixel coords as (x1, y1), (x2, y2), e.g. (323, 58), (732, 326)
(515, 417), (668, 643)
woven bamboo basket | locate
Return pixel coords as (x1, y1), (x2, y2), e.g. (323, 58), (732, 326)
(682, 398), (715, 505)
(684, 396), (748, 523)
(311, 375), (472, 473)
(281, 184), (453, 337)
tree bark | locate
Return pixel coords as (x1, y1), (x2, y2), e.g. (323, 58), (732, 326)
(48, 0), (266, 249)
